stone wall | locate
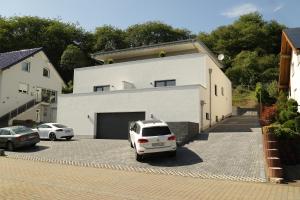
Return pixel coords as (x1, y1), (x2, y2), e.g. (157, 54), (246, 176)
(167, 122), (199, 146)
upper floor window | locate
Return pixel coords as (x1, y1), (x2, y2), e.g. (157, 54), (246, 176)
(22, 62), (30, 72)
(221, 87), (224, 96)
(154, 79), (176, 87)
(94, 85), (110, 92)
(18, 83), (29, 94)
(215, 85), (218, 96)
(43, 68), (50, 78)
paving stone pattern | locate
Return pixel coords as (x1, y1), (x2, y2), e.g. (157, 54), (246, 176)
(6, 116), (266, 182)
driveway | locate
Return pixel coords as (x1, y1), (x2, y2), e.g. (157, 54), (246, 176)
(6, 116), (266, 182)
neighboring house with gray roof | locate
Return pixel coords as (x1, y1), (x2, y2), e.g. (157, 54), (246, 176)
(0, 48), (65, 127)
(279, 28), (300, 111)
(57, 39), (232, 140)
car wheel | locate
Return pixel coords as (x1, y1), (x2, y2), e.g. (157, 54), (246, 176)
(7, 142), (14, 151)
(49, 133), (56, 141)
(135, 151), (143, 162)
(66, 137), (72, 141)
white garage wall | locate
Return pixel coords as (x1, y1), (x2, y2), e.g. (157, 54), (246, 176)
(57, 85), (202, 138)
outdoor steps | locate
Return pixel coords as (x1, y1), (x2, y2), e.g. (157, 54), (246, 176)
(262, 133), (284, 182)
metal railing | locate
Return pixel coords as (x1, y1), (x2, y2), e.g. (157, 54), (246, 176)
(0, 99), (38, 127)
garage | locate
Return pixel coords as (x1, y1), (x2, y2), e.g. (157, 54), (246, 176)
(96, 112), (145, 139)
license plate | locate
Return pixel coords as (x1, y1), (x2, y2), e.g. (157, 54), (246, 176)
(28, 136), (35, 139)
(152, 142), (164, 147)
(65, 130), (70, 133)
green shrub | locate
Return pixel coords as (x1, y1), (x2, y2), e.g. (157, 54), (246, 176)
(274, 127), (296, 139)
(279, 110), (298, 123)
(295, 116), (300, 133)
(287, 99), (298, 113)
(283, 120), (296, 131)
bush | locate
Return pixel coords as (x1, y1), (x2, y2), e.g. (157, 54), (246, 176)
(274, 127), (296, 139)
(283, 120), (296, 131)
(263, 124), (280, 134)
(295, 116), (300, 133)
(287, 99), (299, 113)
(278, 110), (298, 123)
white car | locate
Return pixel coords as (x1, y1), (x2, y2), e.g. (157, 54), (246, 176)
(33, 123), (74, 141)
(129, 120), (177, 161)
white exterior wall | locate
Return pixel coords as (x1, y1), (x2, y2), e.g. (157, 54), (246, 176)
(57, 86), (202, 137)
(0, 51), (64, 116)
(73, 53), (207, 93)
(290, 50), (300, 112)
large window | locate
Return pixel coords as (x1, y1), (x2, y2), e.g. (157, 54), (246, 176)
(21, 62), (30, 72)
(18, 83), (29, 94)
(43, 68), (50, 78)
(154, 79), (176, 87)
(94, 85), (110, 92)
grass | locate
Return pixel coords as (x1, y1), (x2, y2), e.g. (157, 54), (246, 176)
(232, 87), (258, 108)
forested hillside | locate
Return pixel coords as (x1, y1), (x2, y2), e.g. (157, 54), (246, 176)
(0, 13), (285, 102)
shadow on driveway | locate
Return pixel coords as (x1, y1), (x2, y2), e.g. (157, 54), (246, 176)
(13, 145), (49, 153)
(143, 147), (203, 167)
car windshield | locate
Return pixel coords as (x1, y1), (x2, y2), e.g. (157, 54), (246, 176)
(53, 124), (67, 128)
(11, 126), (32, 134)
(142, 126), (171, 137)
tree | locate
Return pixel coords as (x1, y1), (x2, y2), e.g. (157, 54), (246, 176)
(126, 21), (192, 47)
(93, 25), (127, 52)
(61, 44), (89, 70)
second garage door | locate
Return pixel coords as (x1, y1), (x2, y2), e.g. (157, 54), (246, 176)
(96, 112), (145, 139)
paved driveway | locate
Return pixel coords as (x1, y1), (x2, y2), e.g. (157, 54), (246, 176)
(6, 116), (266, 182)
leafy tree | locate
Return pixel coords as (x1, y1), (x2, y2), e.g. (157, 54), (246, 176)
(93, 25), (128, 52)
(61, 44), (89, 70)
(126, 21), (193, 47)
(62, 80), (73, 94)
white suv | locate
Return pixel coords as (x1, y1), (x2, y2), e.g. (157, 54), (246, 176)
(129, 120), (177, 161)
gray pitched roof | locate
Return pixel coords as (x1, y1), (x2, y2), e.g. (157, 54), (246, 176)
(0, 47), (43, 70)
(284, 28), (300, 49)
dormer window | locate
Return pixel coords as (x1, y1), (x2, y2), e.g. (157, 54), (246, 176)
(22, 62), (30, 72)
(43, 68), (50, 78)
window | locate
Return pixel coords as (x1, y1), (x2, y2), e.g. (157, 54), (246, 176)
(38, 124), (51, 128)
(0, 129), (11, 135)
(206, 113), (210, 120)
(142, 126), (171, 137)
(221, 87), (224, 96)
(215, 85), (218, 96)
(18, 83), (29, 94)
(21, 62), (30, 72)
(94, 85), (110, 92)
(136, 124), (141, 134)
(154, 79), (176, 87)
(43, 68), (50, 77)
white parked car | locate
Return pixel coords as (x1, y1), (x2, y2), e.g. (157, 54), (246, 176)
(129, 120), (177, 161)
(33, 123), (74, 141)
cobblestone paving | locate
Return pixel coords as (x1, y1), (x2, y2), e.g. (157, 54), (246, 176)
(1, 158), (299, 200)
(6, 116), (266, 182)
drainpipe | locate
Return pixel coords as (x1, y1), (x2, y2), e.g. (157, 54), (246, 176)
(209, 68), (212, 127)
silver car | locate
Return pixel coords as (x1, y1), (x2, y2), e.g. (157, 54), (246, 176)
(0, 126), (40, 151)
(33, 123), (74, 141)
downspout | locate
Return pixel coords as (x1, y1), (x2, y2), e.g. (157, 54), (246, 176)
(209, 68), (212, 127)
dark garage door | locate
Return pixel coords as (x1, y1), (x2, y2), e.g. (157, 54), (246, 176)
(96, 112), (145, 139)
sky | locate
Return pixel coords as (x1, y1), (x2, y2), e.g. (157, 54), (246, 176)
(0, 0), (299, 33)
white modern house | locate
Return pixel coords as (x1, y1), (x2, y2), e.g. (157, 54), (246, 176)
(0, 48), (65, 127)
(57, 40), (232, 140)
(279, 28), (300, 111)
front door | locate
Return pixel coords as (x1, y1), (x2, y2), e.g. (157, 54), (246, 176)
(36, 88), (42, 102)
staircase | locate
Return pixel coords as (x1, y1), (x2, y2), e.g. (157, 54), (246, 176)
(0, 99), (39, 127)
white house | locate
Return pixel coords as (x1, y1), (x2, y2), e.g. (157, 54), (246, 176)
(279, 28), (300, 111)
(0, 48), (65, 127)
(57, 40), (232, 140)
